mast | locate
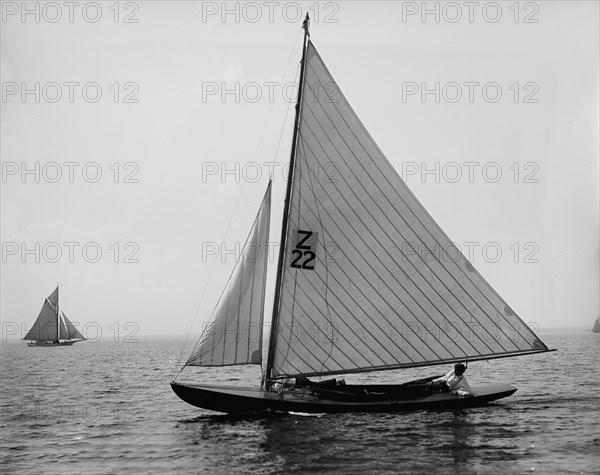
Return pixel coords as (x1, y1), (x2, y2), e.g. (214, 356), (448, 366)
(265, 13), (310, 388)
(56, 285), (60, 341)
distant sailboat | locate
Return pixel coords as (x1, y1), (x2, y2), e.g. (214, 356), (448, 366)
(171, 14), (555, 413)
(23, 286), (86, 346)
(593, 318), (599, 334)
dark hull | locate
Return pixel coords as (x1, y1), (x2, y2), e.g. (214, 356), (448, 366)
(26, 340), (76, 346)
(171, 380), (517, 414)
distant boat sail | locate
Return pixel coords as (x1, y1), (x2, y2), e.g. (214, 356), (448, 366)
(23, 286), (85, 346)
(172, 14), (554, 414)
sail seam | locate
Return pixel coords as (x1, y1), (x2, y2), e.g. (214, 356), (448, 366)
(300, 108), (503, 356)
(277, 296), (342, 375)
(282, 160), (432, 362)
(301, 136), (338, 378)
(280, 140), (305, 374)
(279, 283), (381, 373)
(280, 260), (412, 366)
(286, 169), (465, 363)
(297, 126), (490, 357)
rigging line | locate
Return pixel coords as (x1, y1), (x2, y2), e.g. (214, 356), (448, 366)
(173, 197), (250, 378)
(231, 32), (301, 218)
(252, 29), (302, 181)
(272, 62), (301, 179)
(172, 33), (302, 381)
(174, 188), (269, 380)
(172, 244), (225, 379)
(269, 29), (302, 178)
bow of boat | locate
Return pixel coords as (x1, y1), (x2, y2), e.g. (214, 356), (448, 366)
(170, 381), (272, 414)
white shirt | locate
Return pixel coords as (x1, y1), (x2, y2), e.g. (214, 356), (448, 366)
(434, 370), (473, 395)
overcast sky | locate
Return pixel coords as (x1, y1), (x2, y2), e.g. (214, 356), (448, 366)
(1, 1), (598, 341)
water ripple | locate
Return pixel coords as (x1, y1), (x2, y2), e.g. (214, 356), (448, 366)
(1, 333), (598, 474)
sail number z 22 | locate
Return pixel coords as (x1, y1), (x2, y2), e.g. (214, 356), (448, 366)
(291, 230), (317, 270)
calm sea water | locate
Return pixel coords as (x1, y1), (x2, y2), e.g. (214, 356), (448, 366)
(1, 333), (598, 474)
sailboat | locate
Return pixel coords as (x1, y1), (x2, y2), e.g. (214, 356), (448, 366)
(23, 286), (86, 346)
(171, 15), (555, 413)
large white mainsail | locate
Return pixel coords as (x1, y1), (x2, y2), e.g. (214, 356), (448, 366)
(268, 41), (549, 380)
(186, 182), (272, 367)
